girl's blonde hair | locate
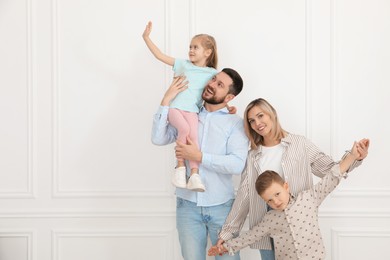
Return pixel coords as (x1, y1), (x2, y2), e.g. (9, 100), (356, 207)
(244, 98), (287, 149)
(193, 34), (218, 69)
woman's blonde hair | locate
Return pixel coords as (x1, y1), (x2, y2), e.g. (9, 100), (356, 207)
(193, 34), (218, 69)
(244, 98), (287, 149)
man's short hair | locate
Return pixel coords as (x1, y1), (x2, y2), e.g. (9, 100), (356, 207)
(222, 68), (243, 96)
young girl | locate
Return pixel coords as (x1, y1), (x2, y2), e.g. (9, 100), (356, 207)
(143, 21), (218, 192)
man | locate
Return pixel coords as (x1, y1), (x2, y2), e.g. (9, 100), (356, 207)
(151, 68), (249, 260)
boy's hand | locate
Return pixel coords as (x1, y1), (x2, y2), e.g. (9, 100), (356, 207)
(208, 246), (219, 256)
(142, 21), (152, 39)
(350, 141), (360, 160)
(340, 139), (369, 173)
(356, 138), (370, 160)
(208, 245), (228, 256)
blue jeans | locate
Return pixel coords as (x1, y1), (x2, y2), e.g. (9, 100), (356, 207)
(260, 249), (275, 260)
(176, 197), (240, 260)
(260, 205), (276, 260)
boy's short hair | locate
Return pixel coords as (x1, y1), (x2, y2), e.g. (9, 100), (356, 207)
(255, 170), (285, 195)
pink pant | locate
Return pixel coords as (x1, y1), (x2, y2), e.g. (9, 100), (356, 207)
(168, 108), (200, 170)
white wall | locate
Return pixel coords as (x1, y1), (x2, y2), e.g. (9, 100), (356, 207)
(0, 0), (389, 259)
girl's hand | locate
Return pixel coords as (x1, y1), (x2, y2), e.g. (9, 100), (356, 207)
(142, 21), (152, 39)
(226, 104), (237, 114)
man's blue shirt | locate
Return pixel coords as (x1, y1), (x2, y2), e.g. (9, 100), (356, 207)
(151, 105), (249, 206)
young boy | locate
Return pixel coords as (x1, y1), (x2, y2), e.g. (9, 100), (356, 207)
(208, 139), (369, 260)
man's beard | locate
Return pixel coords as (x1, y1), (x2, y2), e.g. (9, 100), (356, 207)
(203, 95), (225, 105)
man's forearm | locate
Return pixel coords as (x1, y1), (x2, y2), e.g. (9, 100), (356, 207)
(151, 106), (176, 145)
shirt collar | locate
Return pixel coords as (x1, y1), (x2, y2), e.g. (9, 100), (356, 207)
(285, 194), (296, 211)
(200, 105), (230, 114)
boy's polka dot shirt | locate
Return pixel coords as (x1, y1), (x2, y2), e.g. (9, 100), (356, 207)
(225, 165), (344, 260)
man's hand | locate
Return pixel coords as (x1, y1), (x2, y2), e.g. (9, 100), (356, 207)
(161, 76), (188, 106)
(175, 136), (202, 162)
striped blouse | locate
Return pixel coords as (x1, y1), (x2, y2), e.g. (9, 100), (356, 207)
(219, 133), (361, 250)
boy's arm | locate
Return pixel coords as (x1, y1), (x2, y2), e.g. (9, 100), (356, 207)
(339, 141), (361, 173)
(312, 141), (362, 204)
(222, 214), (272, 256)
(339, 138), (369, 174)
(305, 137), (368, 178)
(142, 21), (175, 66)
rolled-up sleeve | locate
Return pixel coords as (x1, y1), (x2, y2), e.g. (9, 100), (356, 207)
(151, 106), (177, 145)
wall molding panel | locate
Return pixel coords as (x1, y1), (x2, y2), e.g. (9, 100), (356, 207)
(331, 228), (390, 260)
(331, 188), (390, 198)
(0, 230), (35, 260)
(304, 0), (313, 139)
(329, 0), (338, 159)
(319, 210), (390, 218)
(0, 210), (176, 219)
(0, 209), (389, 219)
(0, 0), (35, 199)
(50, 0), (172, 199)
(52, 229), (175, 260)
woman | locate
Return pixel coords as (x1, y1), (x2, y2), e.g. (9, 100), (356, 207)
(217, 98), (369, 259)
